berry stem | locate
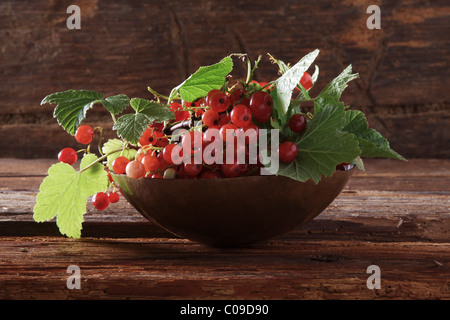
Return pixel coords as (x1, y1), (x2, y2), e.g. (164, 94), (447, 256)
(78, 147), (125, 174)
(147, 86), (170, 102)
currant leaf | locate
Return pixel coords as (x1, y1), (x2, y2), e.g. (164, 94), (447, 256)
(42, 90), (130, 134)
(102, 138), (137, 168)
(343, 110), (406, 161)
(113, 101), (174, 145)
(169, 56), (233, 102)
(272, 49), (320, 117)
(314, 65), (359, 114)
(273, 104), (361, 183)
(103, 94), (130, 115)
(33, 153), (109, 238)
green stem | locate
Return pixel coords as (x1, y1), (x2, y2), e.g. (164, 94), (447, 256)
(78, 147), (125, 174)
(148, 86), (170, 101)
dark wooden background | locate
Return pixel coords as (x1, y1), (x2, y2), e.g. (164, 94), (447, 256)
(1, 0), (449, 159)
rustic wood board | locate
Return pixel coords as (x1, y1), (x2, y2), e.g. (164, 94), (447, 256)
(0, 158), (449, 299)
(0, 0), (449, 158)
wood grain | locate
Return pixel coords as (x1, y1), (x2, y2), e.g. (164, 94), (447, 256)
(0, 158), (449, 299)
(0, 0), (449, 158)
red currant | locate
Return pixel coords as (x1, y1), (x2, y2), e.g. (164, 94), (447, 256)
(151, 173), (163, 179)
(217, 113), (231, 127)
(252, 112), (271, 124)
(112, 156), (130, 175)
(125, 160), (146, 179)
(278, 141), (299, 163)
(219, 123), (238, 142)
(169, 102), (191, 122)
(181, 131), (203, 155)
(229, 89), (250, 106)
(92, 192), (110, 210)
(202, 109), (219, 127)
(208, 91), (230, 113)
(58, 148), (77, 165)
(162, 143), (183, 165)
(249, 91), (273, 123)
(108, 191), (120, 203)
(300, 72), (313, 91)
(184, 162), (202, 176)
(75, 125), (94, 144)
(288, 114), (307, 133)
(135, 145), (153, 163)
(221, 163), (243, 178)
(205, 89), (222, 105)
(231, 104), (252, 128)
(200, 170), (221, 179)
(141, 154), (159, 172)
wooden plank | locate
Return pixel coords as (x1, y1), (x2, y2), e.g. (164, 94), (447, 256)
(0, 237), (448, 299)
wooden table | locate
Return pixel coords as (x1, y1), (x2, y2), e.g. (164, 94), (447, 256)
(0, 158), (449, 300)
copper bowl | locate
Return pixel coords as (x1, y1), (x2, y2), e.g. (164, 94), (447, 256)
(111, 168), (353, 247)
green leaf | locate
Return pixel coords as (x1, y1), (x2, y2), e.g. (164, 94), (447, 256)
(33, 153), (109, 238)
(130, 98), (162, 113)
(103, 94), (130, 115)
(272, 49), (320, 117)
(43, 90), (104, 135)
(314, 65), (359, 114)
(274, 104), (361, 183)
(42, 90), (130, 134)
(113, 100), (174, 145)
(169, 56), (233, 102)
(343, 110), (406, 160)
(102, 138), (137, 168)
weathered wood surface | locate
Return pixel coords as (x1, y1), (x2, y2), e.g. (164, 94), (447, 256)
(0, 0), (449, 159)
(0, 158), (449, 300)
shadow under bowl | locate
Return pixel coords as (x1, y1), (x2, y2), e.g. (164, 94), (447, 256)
(111, 169), (353, 247)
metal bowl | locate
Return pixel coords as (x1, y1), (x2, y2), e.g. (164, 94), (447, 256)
(111, 168), (353, 247)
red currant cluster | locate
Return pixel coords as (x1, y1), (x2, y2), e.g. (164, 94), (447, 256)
(57, 124), (121, 211)
(112, 74), (312, 181)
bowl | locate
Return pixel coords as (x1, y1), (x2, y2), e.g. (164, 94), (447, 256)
(111, 168), (353, 247)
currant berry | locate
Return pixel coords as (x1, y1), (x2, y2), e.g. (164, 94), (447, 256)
(184, 162), (203, 176)
(288, 114), (307, 133)
(300, 72), (313, 91)
(219, 123), (238, 142)
(58, 148), (77, 165)
(169, 102), (191, 122)
(221, 163), (243, 178)
(231, 104), (252, 128)
(141, 154), (159, 172)
(229, 89), (250, 106)
(135, 145), (153, 163)
(205, 89), (222, 106)
(75, 125), (94, 144)
(252, 112), (271, 124)
(92, 192), (110, 210)
(202, 109), (219, 127)
(163, 167), (177, 179)
(125, 160), (146, 179)
(162, 143), (183, 165)
(278, 141), (299, 163)
(208, 91), (230, 113)
(249, 91), (273, 116)
(107, 191), (120, 204)
(112, 156), (130, 175)
(181, 131), (203, 156)
(217, 113), (231, 127)
(200, 170), (221, 179)
(249, 91), (273, 123)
